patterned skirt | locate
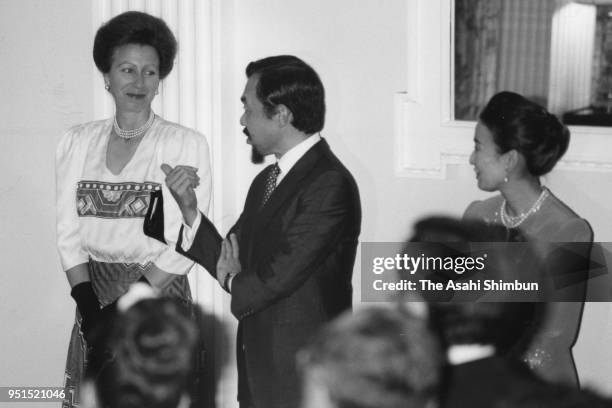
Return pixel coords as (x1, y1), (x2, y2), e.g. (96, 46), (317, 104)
(61, 260), (198, 408)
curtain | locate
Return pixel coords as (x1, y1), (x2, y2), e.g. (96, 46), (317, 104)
(592, 5), (612, 111)
(497, 0), (556, 107)
(454, 0), (503, 120)
(548, 0), (596, 115)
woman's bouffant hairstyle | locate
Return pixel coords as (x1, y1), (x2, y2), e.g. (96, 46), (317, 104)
(93, 11), (177, 79)
(479, 91), (570, 177)
(93, 298), (198, 408)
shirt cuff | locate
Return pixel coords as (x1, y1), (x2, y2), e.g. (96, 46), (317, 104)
(181, 211), (202, 252)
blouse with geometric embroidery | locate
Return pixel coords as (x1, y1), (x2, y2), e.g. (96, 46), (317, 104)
(55, 116), (212, 275)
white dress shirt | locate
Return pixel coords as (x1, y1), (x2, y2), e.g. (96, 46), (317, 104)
(447, 344), (496, 365)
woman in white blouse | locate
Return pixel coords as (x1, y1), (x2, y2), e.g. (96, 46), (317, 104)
(55, 11), (211, 408)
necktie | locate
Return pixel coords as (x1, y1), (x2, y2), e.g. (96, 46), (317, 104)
(261, 163), (281, 207)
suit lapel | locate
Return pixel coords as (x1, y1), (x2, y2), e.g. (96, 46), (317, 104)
(238, 169), (268, 249)
(254, 139), (329, 229)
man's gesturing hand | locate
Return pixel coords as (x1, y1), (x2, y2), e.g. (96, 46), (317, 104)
(161, 163), (200, 226)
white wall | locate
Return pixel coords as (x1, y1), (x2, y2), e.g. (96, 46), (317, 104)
(0, 0), (93, 400)
(2, 0), (612, 405)
(229, 0), (412, 240)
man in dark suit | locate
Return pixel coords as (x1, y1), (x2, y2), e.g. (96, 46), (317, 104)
(160, 55), (361, 408)
(406, 217), (545, 408)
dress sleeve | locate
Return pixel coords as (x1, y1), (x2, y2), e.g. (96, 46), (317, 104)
(554, 218), (594, 243)
(462, 200), (482, 220)
(56, 126), (89, 271)
(153, 128), (213, 275)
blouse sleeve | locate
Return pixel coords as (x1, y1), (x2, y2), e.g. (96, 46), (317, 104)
(153, 128), (212, 275)
(56, 126), (89, 271)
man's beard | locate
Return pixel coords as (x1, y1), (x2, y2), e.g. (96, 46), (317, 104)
(244, 127), (265, 164)
(251, 147), (265, 164)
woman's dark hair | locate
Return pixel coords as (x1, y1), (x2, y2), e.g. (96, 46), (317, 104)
(246, 55), (325, 134)
(479, 91), (570, 177)
(92, 298), (198, 408)
(93, 11), (177, 79)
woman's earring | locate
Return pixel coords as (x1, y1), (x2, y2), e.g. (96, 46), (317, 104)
(503, 176), (509, 183)
(104, 83), (110, 91)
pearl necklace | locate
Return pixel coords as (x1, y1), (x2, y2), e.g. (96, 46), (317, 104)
(500, 188), (549, 229)
(113, 111), (155, 140)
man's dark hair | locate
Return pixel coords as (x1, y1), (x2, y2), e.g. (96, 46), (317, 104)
(246, 55), (325, 134)
(408, 217), (541, 353)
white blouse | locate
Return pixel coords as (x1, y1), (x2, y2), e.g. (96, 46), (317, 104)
(56, 116), (212, 275)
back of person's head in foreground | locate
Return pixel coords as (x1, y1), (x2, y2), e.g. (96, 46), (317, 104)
(88, 297), (198, 408)
(298, 306), (442, 408)
(408, 216), (540, 354)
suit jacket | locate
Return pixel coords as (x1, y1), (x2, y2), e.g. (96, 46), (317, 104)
(442, 356), (545, 408)
(177, 139), (361, 408)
